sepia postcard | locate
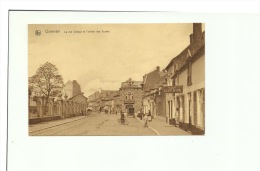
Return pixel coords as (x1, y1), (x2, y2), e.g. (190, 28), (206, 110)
(28, 23), (205, 136)
(6, 8), (260, 171)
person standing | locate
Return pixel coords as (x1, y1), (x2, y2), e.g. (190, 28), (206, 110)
(120, 110), (125, 124)
(144, 114), (148, 127)
(148, 110), (152, 122)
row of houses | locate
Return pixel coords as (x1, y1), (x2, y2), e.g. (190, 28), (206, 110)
(87, 23), (205, 134)
(142, 23), (205, 134)
(88, 90), (119, 113)
(88, 79), (143, 115)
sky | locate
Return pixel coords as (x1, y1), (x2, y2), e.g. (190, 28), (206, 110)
(28, 23), (199, 97)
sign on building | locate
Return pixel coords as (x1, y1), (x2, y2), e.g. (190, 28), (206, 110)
(163, 85), (183, 93)
(124, 99), (135, 104)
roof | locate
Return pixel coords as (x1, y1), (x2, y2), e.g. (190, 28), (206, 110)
(157, 71), (167, 88)
(113, 91), (120, 97)
(165, 31), (205, 71)
(165, 45), (191, 71)
(142, 68), (161, 92)
(120, 78), (142, 89)
(172, 44), (205, 79)
(69, 92), (88, 100)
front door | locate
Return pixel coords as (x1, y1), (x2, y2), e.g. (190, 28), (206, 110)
(126, 105), (133, 113)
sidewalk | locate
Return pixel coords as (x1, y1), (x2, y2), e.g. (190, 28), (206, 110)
(136, 116), (191, 135)
(29, 116), (86, 133)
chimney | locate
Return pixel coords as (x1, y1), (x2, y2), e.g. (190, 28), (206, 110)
(190, 34), (194, 44)
(193, 23), (202, 43)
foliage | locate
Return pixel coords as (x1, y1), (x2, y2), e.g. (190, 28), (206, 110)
(29, 62), (64, 114)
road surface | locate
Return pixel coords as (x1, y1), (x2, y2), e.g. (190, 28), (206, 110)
(29, 112), (157, 136)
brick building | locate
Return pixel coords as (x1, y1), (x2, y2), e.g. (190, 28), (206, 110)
(119, 78), (142, 115)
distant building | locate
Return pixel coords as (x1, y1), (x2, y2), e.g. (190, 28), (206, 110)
(119, 78), (142, 114)
(111, 91), (121, 114)
(154, 71), (167, 117)
(64, 80), (81, 99)
(142, 66), (161, 118)
(88, 90), (118, 113)
(62, 80), (88, 115)
(69, 92), (88, 104)
(88, 91), (101, 111)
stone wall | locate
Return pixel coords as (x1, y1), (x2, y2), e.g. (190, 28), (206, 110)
(29, 96), (87, 124)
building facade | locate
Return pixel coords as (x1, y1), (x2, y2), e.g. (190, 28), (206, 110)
(119, 78), (142, 114)
(164, 60), (176, 123)
(69, 93), (88, 107)
(154, 71), (167, 117)
(166, 23), (205, 134)
(142, 66), (161, 118)
(88, 91), (100, 112)
(88, 90), (118, 113)
(173, 45), (205, 134)
(64, 80), (82, 99)
(111, 91), (121, 114)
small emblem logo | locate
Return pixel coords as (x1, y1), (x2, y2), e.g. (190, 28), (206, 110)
(35, 30), (41, 36)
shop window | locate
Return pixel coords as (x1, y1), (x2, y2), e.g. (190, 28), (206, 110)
(176, 74), (179, 85)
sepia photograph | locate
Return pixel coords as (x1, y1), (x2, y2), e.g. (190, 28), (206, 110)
(28, 23), (205, 136)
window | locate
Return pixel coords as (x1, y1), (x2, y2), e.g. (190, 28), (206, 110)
(169, 78), (173, 86)
(187, 62), (192, 86)
(126, 92), (134, 100)
(181, 95), (185, 122)
(193, 91), (197, 125)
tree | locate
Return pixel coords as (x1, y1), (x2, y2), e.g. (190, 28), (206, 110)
(29, 62), (64, 114)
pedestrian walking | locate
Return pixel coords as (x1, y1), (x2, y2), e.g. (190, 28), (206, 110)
(144, 114), (148, 127)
